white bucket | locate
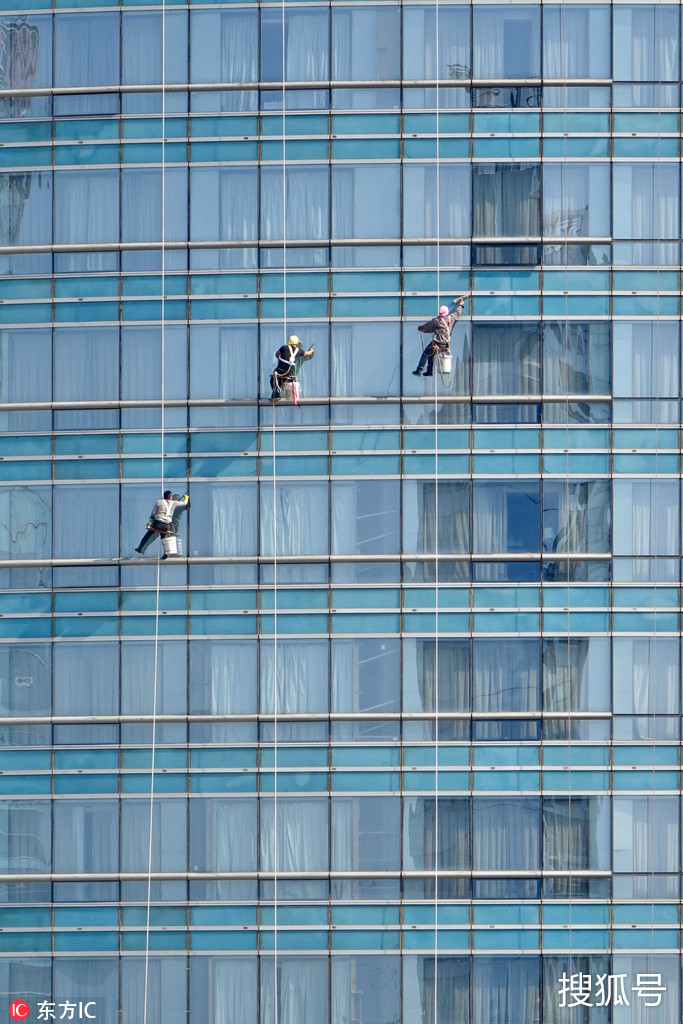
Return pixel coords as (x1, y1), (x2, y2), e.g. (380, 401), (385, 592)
(439, 351), (453, 374)
(161, 533), (177, 557)
(284, 380), (301, 404)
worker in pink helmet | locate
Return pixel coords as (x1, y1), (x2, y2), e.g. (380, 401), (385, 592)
(413, 296), (467, 377)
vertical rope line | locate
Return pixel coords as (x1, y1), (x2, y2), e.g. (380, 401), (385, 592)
(433, 5), (441, 1019)
(558, 2), (574, 1003)
(143, 2), (166, 1020)
(270, 6), (287, 1021)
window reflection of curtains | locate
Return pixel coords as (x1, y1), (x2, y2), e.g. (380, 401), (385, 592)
(54, 170), (119, 245)
(54, 960), (118, 1024)
(473, 164), (541, 237)
(121, 799), (187, 872)
(543, 796), (608, 872)
(475, 950), (540, 1024)
(260, 640), (328, 715)
(473, 638), (540, 712)
(613, 480), (680, 561)
(0, 801), (51, 873)
(417, 639), (470, 712)
(613, 796), (679, 873)
(190, 798), (257, 873)
(190, 325), (257, 401)
(403, 7), (471, 80)
(612, 322), (679, 398)
(403, 164), (470, 239)
(417, 956), (470, 1024)
(122, 958), (187, 1024)
(332, 638), (401, 715)
(542, 956), (610, 1024)
(54, 13), (119, 87)
(543, 322), (610, 394)
(189, 10), (258, 107)
(542, 638), (610, 721)
(122, 167), (188, 242)
(473, 798), (540, 871)
(331, 956), (399, 1024)
(260, 166), (329, 240)
(473, 323), (540, 394)
(259, 798), (328, 872)
(417, 482), (470, 556)
(332, 6), (400, 80)
(53, 642), (119, 716)
(473, 7), (541, 77)
(542, 163), (609, 238)
(408, 796), (469, 872)
(613, 6), (680, 81)
(53, 800), (118, 873)
(202, 958), (257, 1024)
(259, 482), (328, 557)
(613, 164), (679, 239)
(613, 637), (680, 719)
(261, 958), (328, 1024)
(543, 6), (610, 78)
(121, 640), (187, 715)
(543, 480), (611, 554)
(189, 640), (257, 715)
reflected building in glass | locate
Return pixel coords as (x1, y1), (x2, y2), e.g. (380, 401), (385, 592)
(0, 1), (681, 1021)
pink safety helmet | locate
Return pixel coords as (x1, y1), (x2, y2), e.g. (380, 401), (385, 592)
(438, 305), (449, 317)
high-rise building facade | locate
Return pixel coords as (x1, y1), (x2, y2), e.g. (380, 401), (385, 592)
(0, 1), (680, 1021)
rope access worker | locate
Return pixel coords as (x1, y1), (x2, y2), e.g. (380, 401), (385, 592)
(413, 295), (467, 377)
(269, 335), (314, 402)
(135, 490), (190, 558)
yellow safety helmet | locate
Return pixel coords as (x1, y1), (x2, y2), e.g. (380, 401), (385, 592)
(288, 335), (300, 346)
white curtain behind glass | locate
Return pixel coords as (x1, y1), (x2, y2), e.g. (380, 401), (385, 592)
(121, 958), (187, 1024)
(209, 959), (257, 1024)
(332, 6), (400, 80)
(473, 324), (540, 394)
(613, 637), (679, 718)
(613, 6), (679, 81)
(543, 6), (610, 78)
(613, 164), (679, 239)
(121, 799), (187, 872)
(54, 170), (119, 245)
(403, 6), (471, 79)
(54, 13), (119, 86)
(54, 484), (119, 560)
(542, 163), (609, 237)
(259, 798), (328, 872)
(207, 640), (257, 715)
(613, 480), (680, 557)
(259, 639), (328, 715)
(121, 640), (187, 715)
(54, 326), (119, 401)
(53, 642), (119, 716)
(53, 960), (118, 1023)
(613, 796), (679, 873)
(259, 481), (328, 557)
(613, 322), (679, 398)
(261, 958), (328, 1024)
(473, 639), (539, 712)
(204, 799), (258, 872)
(473, 8), (540, 77)
(473, 798), (540, 871)
(260, 166), (329, 240)
(53, 800), (118, 873)
(473, 164), (540, 237)
(403, 164), (470, 239)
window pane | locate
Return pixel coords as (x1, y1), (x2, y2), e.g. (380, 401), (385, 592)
(612, 164), (679, 240)
(190, 10), (258, 86)
(54, 170), (120, 246)
(332, 796), (400, 870)
(53, 800), (119, 873)
(473, 637), (540, 712)
(0, 173), (53, 247)
(543, 322), (610, 395)
(403, 164), (471, 239)
(473, 481), (541, 554)
(473, 7), (541, 77)
(0, 487), (51, 560)
(402, 481), (470, 556)
(613, 637), (680, 716)
(613, 796), (679, 873)
(190, 168), (258, 242)
(331, 322), (400, 398)
(332, 165), (401, 239)
(260, 165), (329, 241)
(332, 6), (400, 80)
(543, 480), (611, 553)
(543, 6), (610, 78)
(473, 798), (541, 871)
(55, 13), (120, 88)
(613, 6), (680, 81)
(542, 163), (610, 238)
(331, 479), (400, 555)
(403, 6), (470, 80)
(473, 164), (541, 239)
(260, 482), (328, 557)
(261, 8), (329, 82)
(612, 321), (679, 398)
(332, 638), (400, 713)
(473, 323), (540, 394)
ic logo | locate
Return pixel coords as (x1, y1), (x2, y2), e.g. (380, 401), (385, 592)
(9, 1003), (30, 1021)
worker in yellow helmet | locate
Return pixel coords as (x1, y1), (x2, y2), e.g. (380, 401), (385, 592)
(269, 335), (314, 402)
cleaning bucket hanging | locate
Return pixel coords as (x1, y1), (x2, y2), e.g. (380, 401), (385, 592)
(438, 350), (452, 374)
